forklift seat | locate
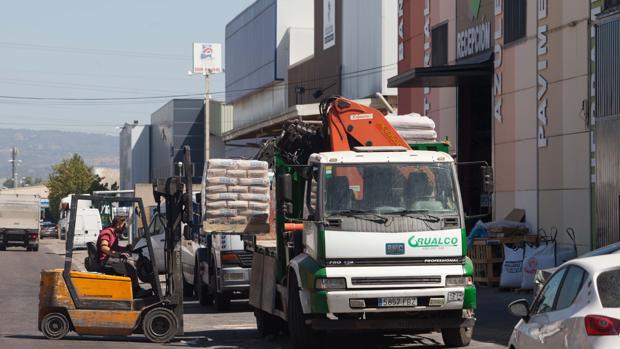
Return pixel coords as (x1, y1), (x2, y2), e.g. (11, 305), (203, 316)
(84, 242), (117, 275)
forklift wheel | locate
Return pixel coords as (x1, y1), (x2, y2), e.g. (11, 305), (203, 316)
(41, 312), (70, 340)
(143, 307), (177, 343)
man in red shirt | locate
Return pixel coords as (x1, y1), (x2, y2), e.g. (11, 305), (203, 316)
(97, 216), (140, 291)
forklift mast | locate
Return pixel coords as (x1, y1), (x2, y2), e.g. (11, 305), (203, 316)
(152, 145), (194, 336)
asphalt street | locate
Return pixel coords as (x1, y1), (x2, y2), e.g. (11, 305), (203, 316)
(0, 239), (523, 348)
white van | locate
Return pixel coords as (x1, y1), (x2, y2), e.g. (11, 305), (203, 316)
(72, 208), (103, 249)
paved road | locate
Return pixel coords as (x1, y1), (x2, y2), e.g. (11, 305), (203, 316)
(0, 239), (521, 348)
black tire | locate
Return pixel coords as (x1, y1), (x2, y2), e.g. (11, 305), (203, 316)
(41, 312), (70, 340)
(33, 245), (39, 252)
(287, 272), (318, 349)
(195, 264), (213, 306)
(214, 291), (231, 311)
(26, 245), (32, 251)
(0, 243), (5, 251)
(183, 276), (194, 298)
(142, 307), (178, 343)
(255, 308), (281, 337)
(441, 327), (474, 348)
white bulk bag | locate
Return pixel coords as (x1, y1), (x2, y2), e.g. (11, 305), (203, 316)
(500, 245), (525, 288)
(385, 113), (436, 130)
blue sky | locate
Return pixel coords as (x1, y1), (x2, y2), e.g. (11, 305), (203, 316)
(0, 0), (255, 134)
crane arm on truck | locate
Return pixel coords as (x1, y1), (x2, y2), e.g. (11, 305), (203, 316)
(320, 97), (411, 151)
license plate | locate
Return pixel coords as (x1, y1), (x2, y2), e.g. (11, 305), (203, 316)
(378, 297), (417, 307)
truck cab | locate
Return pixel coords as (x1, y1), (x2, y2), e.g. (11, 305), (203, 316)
(251, 147), (476, 348)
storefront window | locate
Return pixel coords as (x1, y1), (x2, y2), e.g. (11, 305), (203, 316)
(432, 23), (448, 66)
(504, 0), (526, 44)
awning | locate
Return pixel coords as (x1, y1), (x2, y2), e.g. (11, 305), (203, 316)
(388, 58), (493, 88)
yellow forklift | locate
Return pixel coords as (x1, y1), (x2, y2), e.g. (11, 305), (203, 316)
(38, 147), (194, 343)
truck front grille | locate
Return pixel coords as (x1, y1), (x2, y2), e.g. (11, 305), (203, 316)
(237, 251), (253, 268)
(351, 276), (442, 286)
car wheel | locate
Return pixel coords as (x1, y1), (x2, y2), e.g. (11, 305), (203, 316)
(142, 307), (177, 343)
(441, 327), (473, 348)
(33, 245), (39, 252)
(195, 264), (213, 306)
(214, 291), (231, 311)
(0, 243), (5, 251)
(26, 245), (32, 251)
(288, 272), (319, 349)
(182, 276), (194, 298)
(41, 312), (70, 340)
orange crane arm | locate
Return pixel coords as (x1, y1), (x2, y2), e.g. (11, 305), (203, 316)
(326, 97), (411, 151)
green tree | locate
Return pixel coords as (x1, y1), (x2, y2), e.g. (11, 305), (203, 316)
(46, 154), (112, 220)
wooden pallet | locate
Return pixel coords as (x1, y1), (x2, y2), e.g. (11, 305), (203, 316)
(202, 222), (270, 235)
(468, 235), (538, 287)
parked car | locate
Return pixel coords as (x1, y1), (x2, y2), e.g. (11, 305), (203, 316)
(39, 222), (58, 239)
(508, 254), (620, 349)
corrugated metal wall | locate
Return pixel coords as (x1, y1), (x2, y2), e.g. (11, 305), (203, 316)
(595, 18), (620, 247)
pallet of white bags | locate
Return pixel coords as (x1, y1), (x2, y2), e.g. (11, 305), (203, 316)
(202, 222), (270, 235)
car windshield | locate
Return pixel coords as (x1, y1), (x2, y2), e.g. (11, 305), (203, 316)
(581, 242), (620, 258)
(597, 268), (620, 307)
(323, 162), (458, 217)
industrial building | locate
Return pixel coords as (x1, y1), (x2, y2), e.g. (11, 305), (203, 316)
(389, 0), (595, 252)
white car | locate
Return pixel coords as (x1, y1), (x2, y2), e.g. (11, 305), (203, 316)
(508, 254), (620, 349)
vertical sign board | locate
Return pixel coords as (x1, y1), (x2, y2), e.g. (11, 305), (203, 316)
(398, 0), (404, 61)
(193, 43), (223, 75)
(323, 0), (336, 50)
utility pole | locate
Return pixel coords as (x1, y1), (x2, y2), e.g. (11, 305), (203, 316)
(10, 147), (18, 188)
(204, 73), (210, 162)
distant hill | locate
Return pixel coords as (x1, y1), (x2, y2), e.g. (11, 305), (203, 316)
(0, 128), (118, 181)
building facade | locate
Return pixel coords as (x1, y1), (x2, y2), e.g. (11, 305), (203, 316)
(390, 0), (593, 252)
(119, 122), (150, 190)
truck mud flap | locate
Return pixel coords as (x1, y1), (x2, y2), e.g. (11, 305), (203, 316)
(311, 317), (475, 331)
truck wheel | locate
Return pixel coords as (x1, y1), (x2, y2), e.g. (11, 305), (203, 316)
(255, 308), (281, 337)
(182, 276), (194, 298)
(214, 291), (231, 311)
(195, 265), (213, 306)
(33, 245), (39, 252)
(441, 327), (473, 347)
(41, 312), (70, 340)
(142, 307), (177, 343)
(288, 273), (318, 349)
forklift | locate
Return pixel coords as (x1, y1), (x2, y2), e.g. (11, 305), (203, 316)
(38, 146), (194, 343)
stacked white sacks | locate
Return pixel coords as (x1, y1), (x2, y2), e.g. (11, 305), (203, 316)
(204, 159), (270, 225)
(385, 113), (437, 143)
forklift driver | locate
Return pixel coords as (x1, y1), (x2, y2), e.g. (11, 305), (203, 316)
(97, 216), (143, 294)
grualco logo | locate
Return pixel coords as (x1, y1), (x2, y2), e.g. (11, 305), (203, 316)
(468, 0), (481, 20)
(408, 235), (459, 248)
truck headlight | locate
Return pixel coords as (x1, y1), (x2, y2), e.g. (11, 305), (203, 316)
(315, 277), (346, 290)
(445, 276), (473, 287)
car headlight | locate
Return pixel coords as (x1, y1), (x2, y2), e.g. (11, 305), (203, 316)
(315, 277), (346, 290)
(445, 275), (473, 287)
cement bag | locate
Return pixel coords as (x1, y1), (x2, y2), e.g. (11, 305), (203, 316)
(248, 202), (269, 211)
(239, 178), (270, 186)
(206, 168), (226, 177)
(206, 185), (227, 193)
(207, 208), (238, 217)
(228, 186), (249, 193)
(206, 192), (239, 201)
(385, 113), (435, 130)
(239, 193), (270, 202)
(227, 200), (250, 209)
(206, 201), (227, 209)
(239, 209), (269, 216)
(229, 216), (248, 224)
(500, 245), (525, 288)
(208, 159), (239, 169)
(204, 217), (229, 224)
(248, 169), (269, 178)
(249, 186), (270, 194)
(207, 177), (238, 185)
(236, 160), (268, 170)
(226, 169), (247, 178)
(397, 129), (438, 141)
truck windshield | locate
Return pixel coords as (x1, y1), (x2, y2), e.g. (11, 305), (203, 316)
(323, 162), (459, 217)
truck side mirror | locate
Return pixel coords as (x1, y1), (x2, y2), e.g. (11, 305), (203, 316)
(481, 165), (494, 194)
(277, 174), (293, 203)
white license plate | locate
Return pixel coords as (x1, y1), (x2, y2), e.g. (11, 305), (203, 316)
(378, 297), (417, 307)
